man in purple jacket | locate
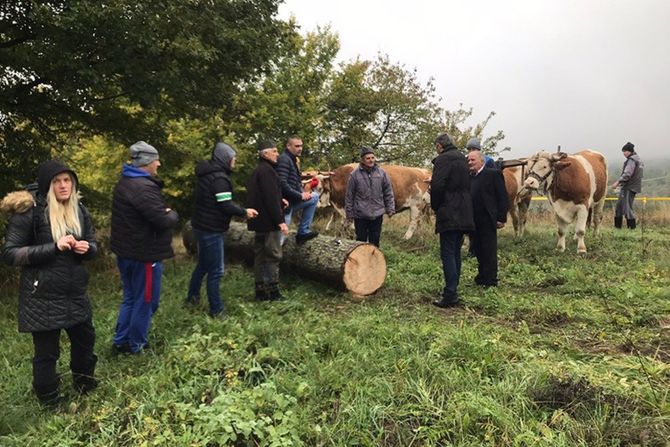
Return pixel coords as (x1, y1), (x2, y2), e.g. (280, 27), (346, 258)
(345, 147), (395, 247)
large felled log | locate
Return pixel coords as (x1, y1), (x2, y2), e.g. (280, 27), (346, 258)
(183, 221), (386, 296)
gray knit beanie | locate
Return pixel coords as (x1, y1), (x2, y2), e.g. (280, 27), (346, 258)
(466, 137), (482, 151)
(129, 141), (159, 167)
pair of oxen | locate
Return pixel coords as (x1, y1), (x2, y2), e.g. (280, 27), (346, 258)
(304, 150), (607, 253)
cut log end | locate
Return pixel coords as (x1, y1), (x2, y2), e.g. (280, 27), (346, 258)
(342, 243), (387, 296)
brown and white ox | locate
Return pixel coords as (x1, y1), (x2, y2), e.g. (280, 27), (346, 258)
(519, 150), (607, 253)
(502, 164), (531, 237)
(307, 163), (431, 239)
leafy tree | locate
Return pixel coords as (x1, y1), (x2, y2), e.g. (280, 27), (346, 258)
(226, 25), (340, 160)
(0, 0), (290, 193)
(319, 54), (505, 169)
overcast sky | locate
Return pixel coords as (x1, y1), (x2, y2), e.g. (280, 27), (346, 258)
(279, 0), (670, 162)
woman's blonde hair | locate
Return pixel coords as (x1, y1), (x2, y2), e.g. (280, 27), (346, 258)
(46, 173), (82, 241)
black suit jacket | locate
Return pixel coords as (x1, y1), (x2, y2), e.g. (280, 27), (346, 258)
(470, 168), (508, 230)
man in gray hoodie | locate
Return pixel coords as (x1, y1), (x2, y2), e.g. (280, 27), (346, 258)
(611, 142), (644, 229)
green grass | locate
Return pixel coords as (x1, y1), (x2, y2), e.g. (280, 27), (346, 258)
(0, 220), (669, 446)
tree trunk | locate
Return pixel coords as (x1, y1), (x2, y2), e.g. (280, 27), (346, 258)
(183, 221), (387, 296)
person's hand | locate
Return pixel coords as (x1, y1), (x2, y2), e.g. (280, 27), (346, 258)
(281, 199), (289, 209)
(387, 211), (395, 218)
(246, 208), (258, 219)
(165, 208), (172, 213)
(279, 223), (289, 236)
(56, 235), (77, 251)
(73, 240), (90, 254)
(611, 181), (619, 189)
(496, 221), (505, 229)
(301, 191), (312, 201)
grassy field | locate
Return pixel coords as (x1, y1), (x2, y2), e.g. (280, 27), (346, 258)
(0, 216), (669, 446)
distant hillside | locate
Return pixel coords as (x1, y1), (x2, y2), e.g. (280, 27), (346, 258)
(608, 157), (670, 197)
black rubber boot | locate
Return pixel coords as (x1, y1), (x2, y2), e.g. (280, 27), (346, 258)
(627, 218), (636, 229)
(614, 216), (623, 229)
(35, 380), (61, 407)
(269, 283), (283, 301)
(73, 353), (98, 394)
(255, 283), (269, 301)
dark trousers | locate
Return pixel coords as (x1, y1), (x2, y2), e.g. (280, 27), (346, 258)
(439, 230), (464, 301)
(187, 229), (225, 315)
(615, 189), (637, 220)
(32, 320), (97, 401)
(253, 231), (282, 285)
(354, 216), (383, 247)
(472, 223), (498, 286)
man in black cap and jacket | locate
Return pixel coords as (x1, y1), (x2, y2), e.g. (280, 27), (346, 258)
(612, 142), (644, 229)
(247, 139), (289, 300)
(111, 141), (178, 353)
(430, 133), (475, 308)
(186, 142), (258, 316)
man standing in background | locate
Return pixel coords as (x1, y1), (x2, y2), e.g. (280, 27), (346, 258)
(612, 142), (644, 229)
(467, 151), (508, 287)
(111, 141), (179, 354)
(345, 147), (395, 247)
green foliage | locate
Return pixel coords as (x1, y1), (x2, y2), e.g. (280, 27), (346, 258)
(0, 0), (290, 193)
(1, 221), (669, 446)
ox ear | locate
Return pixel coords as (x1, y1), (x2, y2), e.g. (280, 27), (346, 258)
(552, 152), (568, 161)
(555, 161), (571, 170)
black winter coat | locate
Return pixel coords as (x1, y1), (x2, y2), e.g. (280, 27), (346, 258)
(2, 191), (97, 332)
(191, 160), (246, 233)
(110, 165), (179, 262)
(430, 148), (475, 233)
(246, 158), (284, 232)
(471, 168), (508, 230)
(276, 151), (303, 205)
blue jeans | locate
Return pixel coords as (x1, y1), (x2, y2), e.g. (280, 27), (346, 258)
(284, 193), (319, 236)
(187, 230), (225, 315)
(439, 231), (464, 301)
(113, 258), (162, 353)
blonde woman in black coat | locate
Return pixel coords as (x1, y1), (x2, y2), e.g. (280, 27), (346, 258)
(2, 160), (98, 405)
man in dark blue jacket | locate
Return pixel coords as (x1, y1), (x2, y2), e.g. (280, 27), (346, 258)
(276, 135), (319, 244)
(430, 133), (475, 308)
(467, 151), (508, 287)
(111, 141), (179, 354)
(186, 142), (258, 316)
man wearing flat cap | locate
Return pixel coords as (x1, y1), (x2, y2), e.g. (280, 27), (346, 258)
(110, 141), (179, 354)
(611, 142), (644, 229)
(344, 146), (395, 247)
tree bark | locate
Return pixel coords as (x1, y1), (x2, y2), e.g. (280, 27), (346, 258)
(183, 221), (387, 296)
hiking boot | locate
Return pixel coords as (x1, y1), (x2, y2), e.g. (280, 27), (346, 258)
(296, 231), (319, 244)
(432, 298), (460, 309)
(269, 283), (283, 301)
(111, 343), (132, 355)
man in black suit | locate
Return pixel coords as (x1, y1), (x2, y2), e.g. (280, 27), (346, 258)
(467, 151), (508, 287)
